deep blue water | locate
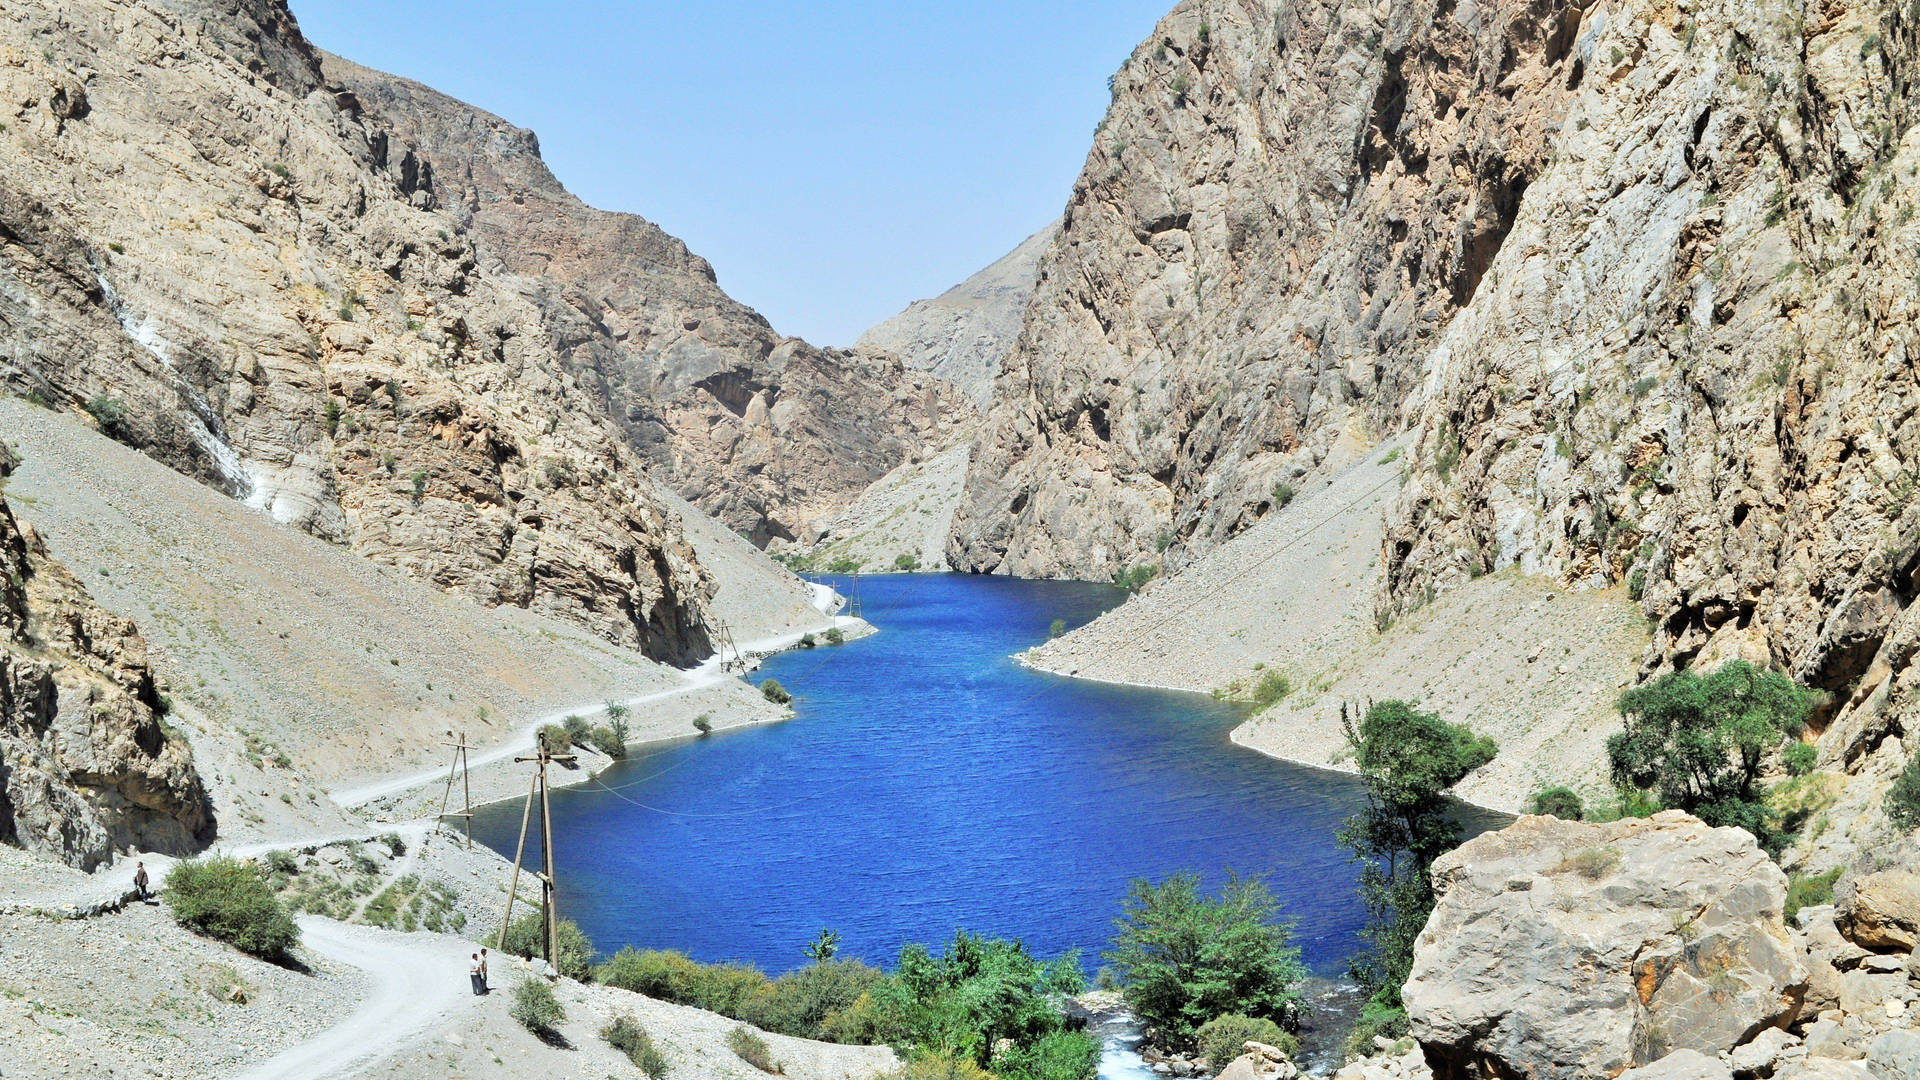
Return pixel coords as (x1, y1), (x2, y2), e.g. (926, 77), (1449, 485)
(473, 574), (1399, 978)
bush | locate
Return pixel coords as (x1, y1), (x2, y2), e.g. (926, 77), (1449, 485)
(728, 1026), (781, 1073)
(1528, 786), (1585, 820)
(1783, 742), (1818, 777)
(590, 725), (627, 759)
(694, 714), (714, 736)
(378, 831), (406, 857)
(800, 633), (817, 649)
(827, 556), (862, 574)
(1196, 1014), (1295, 1070)
(1270, 481), (1294, 509)
(597, 948), (770, 1017)
(1104, 873), (1306, 1049)
(511, 978), (566, 1040)
(1113, 565), (1158, 592)
(1248, 671), (1290, 710)
(85, 395), (133, 442)
(562, 715), (592, 746)
(995, 1028), (1102, 1080)
(1884, 753), (1920, 831)
(761, 680), (793, 705)
(879, 1053), (995, 1080)
(263, 849), (299, 876)
(537, 723), (571, 755)
(895, 553), (922, 571)
(1342, 1000), (1408, 1061)
(1049, 619), (1066, 639)
(740, 959), (885, 1038)
(603, 1013), (669, 1078)
(499, 912), (594, 981)
(825, 628), (845, 645)
(164, 856), (300, 960)
(1785, 867), (1844, 923)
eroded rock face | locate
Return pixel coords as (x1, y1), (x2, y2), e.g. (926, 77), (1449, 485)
(0, 457), (212, 869)
(322, 54), (977, 549)
(949, 0), (1579, 579)
(1836, 871), (1920, 953)
(0, 0), (719, 662)
(1405, 812), (1807, 1080)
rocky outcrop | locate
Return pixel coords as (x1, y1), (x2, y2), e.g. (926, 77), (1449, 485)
(1405, 812), (1807, 1080)
(0, 0), (714, 662)
(0, 451), (212, 869)
(322, 54), (978, 548)
(949, 0), (1579, 579)
(855, 223), (1056, 408)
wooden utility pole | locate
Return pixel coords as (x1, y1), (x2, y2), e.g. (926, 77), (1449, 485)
(495, 739), (574, 971)
(430, 733), (473, 851)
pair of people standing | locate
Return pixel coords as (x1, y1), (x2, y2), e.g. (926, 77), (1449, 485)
(469, 948), (490, 995)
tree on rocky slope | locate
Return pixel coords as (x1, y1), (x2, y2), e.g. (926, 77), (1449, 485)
(1336, 701), (1496, 1037)
(1607, 661), (1820, 851)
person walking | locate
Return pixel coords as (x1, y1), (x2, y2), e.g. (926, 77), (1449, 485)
(132, 860), (149, 902)
(470, 953), (485, 996)
(478, 947), (489, 992)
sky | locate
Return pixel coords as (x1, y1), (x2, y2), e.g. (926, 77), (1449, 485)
(292, 1), (1173, 346)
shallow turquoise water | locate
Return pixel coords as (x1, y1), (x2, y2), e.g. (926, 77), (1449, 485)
(474, 573), (1410, 978)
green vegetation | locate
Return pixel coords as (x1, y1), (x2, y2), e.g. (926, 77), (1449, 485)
(598, 948), (772, 1016)
(1885, 753), (1920, 831)
(511, 978), (566, 1040)
(1049, 619), (1067, 639)
(694, 713), (714, 736)
(164, 856), (300, 960)
(1783, 741), (1818, 776)
(1196, 1014), (1295, 1070)
(322, 399), (341, 437)
(499, 912), (594, 981)
(562, 714), (592, 747)
(1785, 867), (1844, 923)
(878, 1054), (993, 1080)
(377, 832), (406, 857)
(1336, 701), (1497, 1036)
(994, 1029), (1102, 1080)
(1554, 847), (1620, 880)
(1269, 482), (1295, 509)
(590, 725), (628, 759)
(1607, 660), (1820, 853)
(826, 628), (846, 646)
(85, 396), (133, 442)
(761, 679), (793, 705)
(361, 874), (464, 933)
(1103, 873), (1305, 1049)
(1113, 565), (1158, 592)
(827, 556), (863, 574)
(800, 633), (818, 649)
(1528, 786), (1585, 820)
(896, 553), (922, 571)
(410, 469), (428, 504)
(729, 1026), (781, 1073)
(603, 1014), (669, 1078)
(537, 723), (571, 755)
(804, 928), (841, 962)
(1248, 671), (1290, 711)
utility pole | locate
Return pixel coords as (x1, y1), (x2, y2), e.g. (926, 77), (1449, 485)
(496, 738), (574, 972)
(429, 732), (473, 851)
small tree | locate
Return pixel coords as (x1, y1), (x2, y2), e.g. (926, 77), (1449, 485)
(538, 723), (571, 755)
(1886, 753), (1920, 831)
(1608, 660), (1819, 844)
(694, 713), (714, 736)
(1049, 619), (1067, 639)
(562, 714), (591, 746)
(499, 912), (594, 981)
(1528, 786), (1585, 820)
(1103, 873), (1306, 1049)
(803, 928), (840, 962)
(761, 679), (793, 705)
(1336, 701), (1496, 1027)
(164, 856), (300, 960)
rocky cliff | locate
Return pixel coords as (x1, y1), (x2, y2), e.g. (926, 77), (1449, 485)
(322, 54), (978, 548)
(0, 445), (211, 870)
(855, 223), (1056, 408)
(0, 0), (724, 663)
(949, 0), (1576, 579)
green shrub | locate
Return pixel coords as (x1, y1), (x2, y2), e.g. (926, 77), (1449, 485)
(164, 856), (300, 960)
(694, 714), (714, 736)
(877, 1053), (995, 1080)
(740, 959), (885, 1038)
(377, 832), (406, 857)
(597, 948), (770, 1017)
(1270, 481), (1294, 509)
(728, 1026), (781, 1073)
(1785, 867), (1844, 923)
(1105, 873), (1306, 1049)
(1113, 565), (1158, 592)
(590, 725), (627, 759)
(511, 978), (566, 1040)
(800, 633), (817, 649)
(995, 1028), (1102, 1080)
(603, 1013), (669, 1078)
(1884, 753), (1920, 831)
(827, 556), (862, 574)
(263, 849), (299, 876)
(1049, 619), (1067, 639)
(1783, 741), (1818, 776)
(1248, 671), (1290, 710)
(1196, 1014), (1295, 1070)
(499, 912), (594, 981)
(895, 553), (921, 571)
(85, 396), (133, 442)
(537, 723), (571, 755)
(761, 679), (793, 705)
(562, 715), (592, 745)
(1528, 786), (1585, 820)
(825, 628), (845, 645)
(1342, 1000), (1407, 1061)
(1554, 847), (1620, 880)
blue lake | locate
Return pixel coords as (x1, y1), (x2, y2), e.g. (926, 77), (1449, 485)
(474, 573), (1405, 980)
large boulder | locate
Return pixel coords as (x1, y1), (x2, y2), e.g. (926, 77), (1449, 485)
(1405, 812), (1807, 1080)
(1835, 871), (1920, 954)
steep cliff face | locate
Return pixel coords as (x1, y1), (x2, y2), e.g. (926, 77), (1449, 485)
(855, 223), (1057, 408)
(0, 0), (713, 662)
(950, 0), (1579, 579)
(1379, 0), (1920, 849)
(323, 55), (977, 548)
(0, 446), (212, 870)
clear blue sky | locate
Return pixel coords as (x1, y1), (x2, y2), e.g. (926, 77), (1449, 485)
(293, 1), (1171, 346)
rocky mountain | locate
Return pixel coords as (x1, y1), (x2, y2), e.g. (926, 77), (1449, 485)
(0, 0), (720, 663)
(322, 54), (978, 548)
(0, 444), (211, 870)
(855, 223), (1057, 408)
